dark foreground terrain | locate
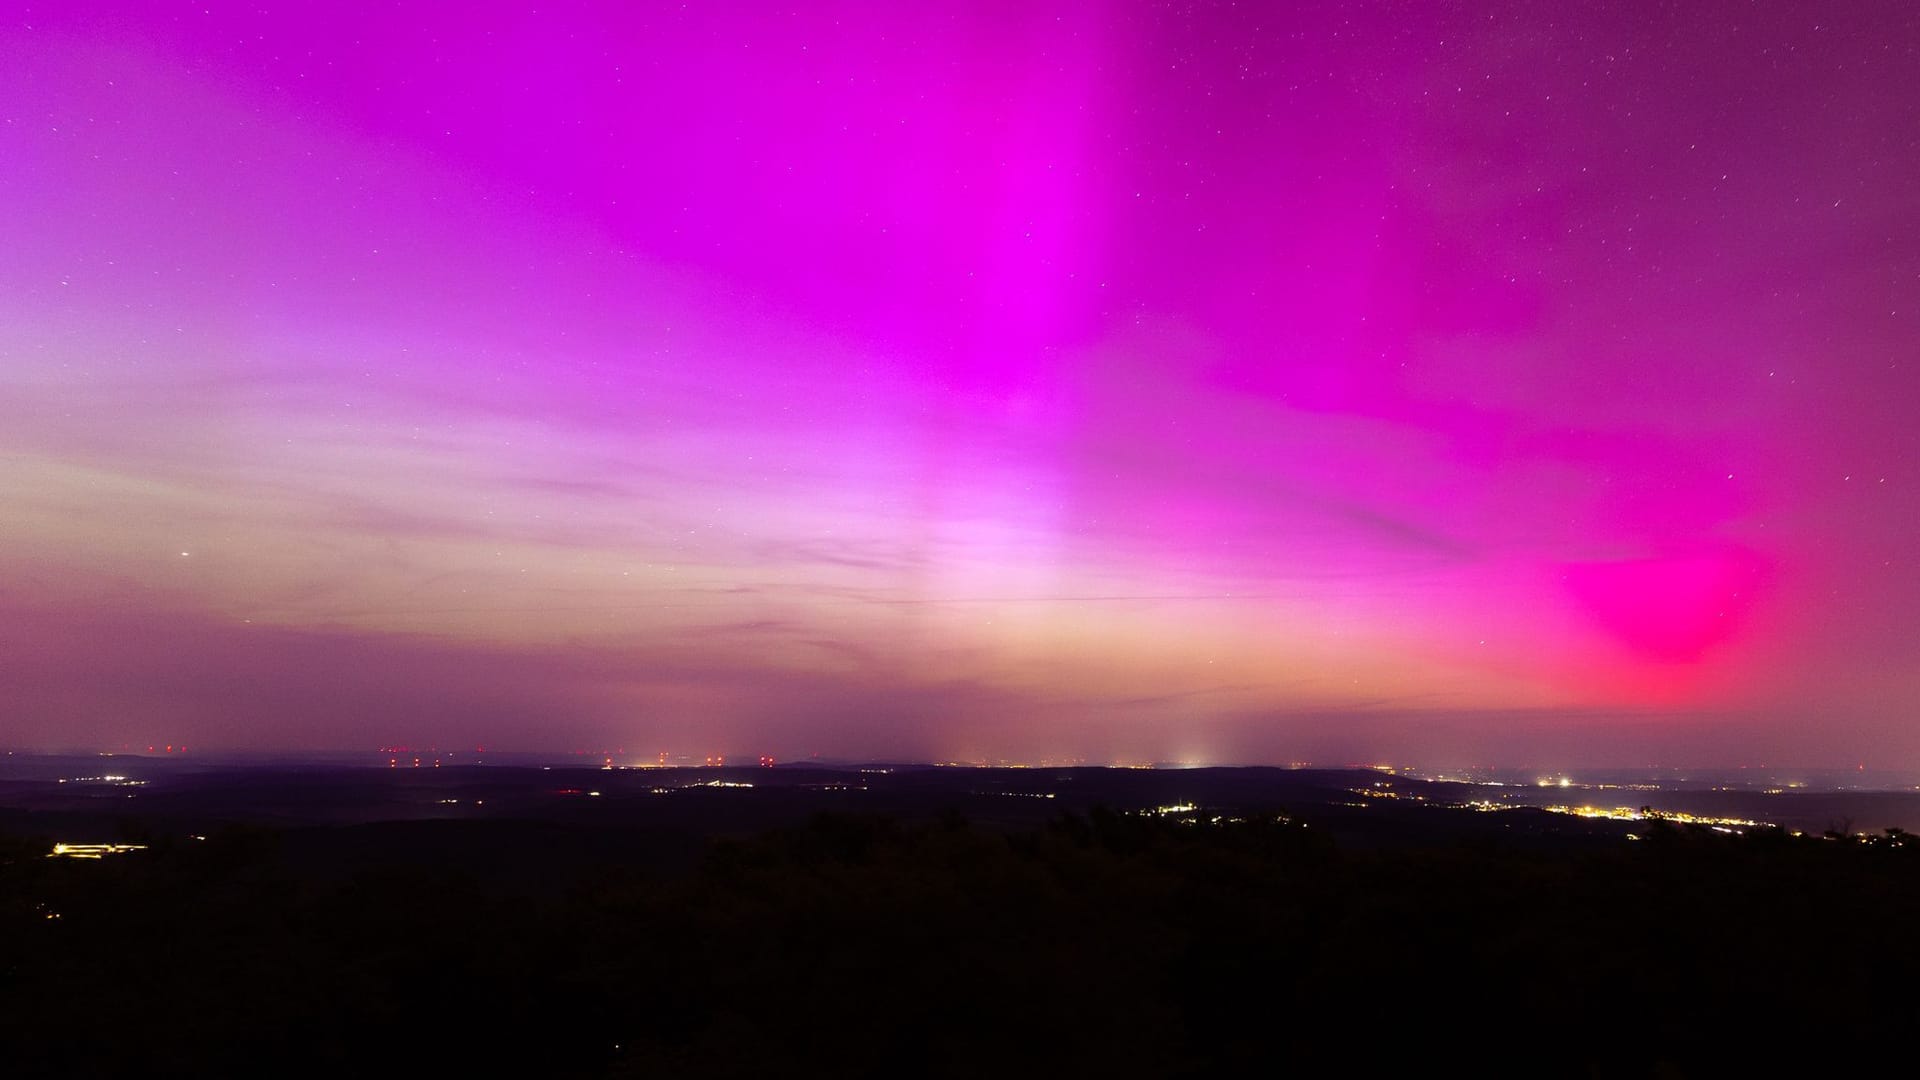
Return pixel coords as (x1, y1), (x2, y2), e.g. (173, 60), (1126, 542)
(3, 761), (1917, 1076)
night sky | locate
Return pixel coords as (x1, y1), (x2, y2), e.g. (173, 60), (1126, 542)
(5, 2), (1919, 766)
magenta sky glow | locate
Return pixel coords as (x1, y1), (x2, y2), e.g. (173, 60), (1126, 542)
(5, 2), (1919, 766)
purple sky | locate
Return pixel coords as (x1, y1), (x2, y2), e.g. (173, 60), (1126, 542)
(5, 2), (1919, 766)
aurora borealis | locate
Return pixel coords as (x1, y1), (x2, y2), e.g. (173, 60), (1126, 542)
(5, 2), (1919, 766)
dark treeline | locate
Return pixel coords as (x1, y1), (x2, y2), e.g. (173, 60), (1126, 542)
(2, 813), (1916, 1077)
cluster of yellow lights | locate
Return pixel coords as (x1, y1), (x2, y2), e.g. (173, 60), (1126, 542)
(1547, 805), (1764, 828)
(1131, 805), (1268, 826)
(1461, 801), (1765, 829)
(645, 780), (757, 792)
(48, 843), (148, 859)
(1351, 784), (1426, 801)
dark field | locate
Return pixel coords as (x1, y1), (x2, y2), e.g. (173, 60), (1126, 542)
(3, 759), (1917, 1076)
